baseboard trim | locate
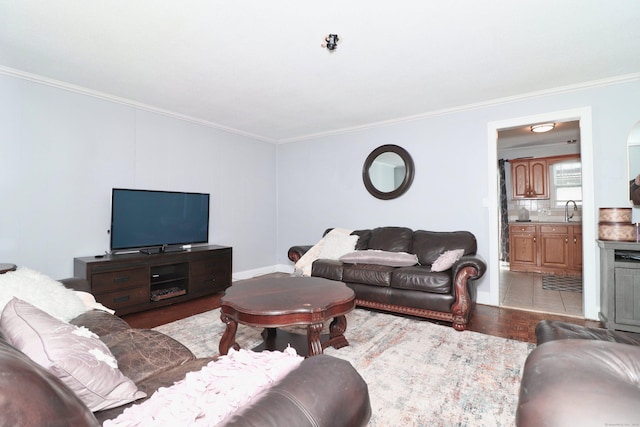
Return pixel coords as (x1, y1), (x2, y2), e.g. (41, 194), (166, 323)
(232, 264), (293, 281)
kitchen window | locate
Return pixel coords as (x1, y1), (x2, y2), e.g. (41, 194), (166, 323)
(552, 161), (582, 207)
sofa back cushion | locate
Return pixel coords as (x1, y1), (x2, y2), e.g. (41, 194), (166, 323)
(367, 227), (413, 252)
(412, 231), (477, 265)
(351, 229), (373, 250)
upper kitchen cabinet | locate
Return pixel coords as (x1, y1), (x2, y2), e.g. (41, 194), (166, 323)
(511, 158), (549, 199)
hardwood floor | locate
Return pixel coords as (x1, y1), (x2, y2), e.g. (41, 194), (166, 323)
(122, 283), (602, 344)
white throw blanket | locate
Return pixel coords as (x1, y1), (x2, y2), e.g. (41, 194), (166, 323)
(104, 347), (303, 427)
(0, 267), (89, 321)
(294, 228), (353, 276)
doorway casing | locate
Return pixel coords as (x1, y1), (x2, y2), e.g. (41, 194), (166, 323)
(486, 107), (597, 320)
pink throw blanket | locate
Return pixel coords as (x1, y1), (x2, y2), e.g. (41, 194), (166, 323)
(104, 347), (303, 426)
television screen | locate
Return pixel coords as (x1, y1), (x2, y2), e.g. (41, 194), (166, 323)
(110, 188), (210, 251)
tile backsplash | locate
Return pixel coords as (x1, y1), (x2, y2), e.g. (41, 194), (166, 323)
(508, 199), (582, 223)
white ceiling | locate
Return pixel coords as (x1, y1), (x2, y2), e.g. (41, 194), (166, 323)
(2, 1), (640, 143)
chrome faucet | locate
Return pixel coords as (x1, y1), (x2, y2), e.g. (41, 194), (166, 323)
(565, 200), (578, 222)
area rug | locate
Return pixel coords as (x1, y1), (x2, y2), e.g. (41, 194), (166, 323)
(541, 274), (583, 292)
(154, 309), (535, 426)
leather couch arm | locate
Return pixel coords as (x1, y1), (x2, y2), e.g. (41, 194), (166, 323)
(451, 254), (487, 281)
(287, 245), (313, 263)
(59, 277), (92, 293)
(220, 355), (371, 427)
(449, 254), (487, 331)
(516, 339), (640, 426)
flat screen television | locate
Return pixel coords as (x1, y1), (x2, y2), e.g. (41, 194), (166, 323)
(110, 188), (210, 252)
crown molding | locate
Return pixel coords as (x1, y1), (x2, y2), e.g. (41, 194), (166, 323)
(278, 72), (640, 144)
(0, 65), (277, 144)
(2, 65), (638, 145)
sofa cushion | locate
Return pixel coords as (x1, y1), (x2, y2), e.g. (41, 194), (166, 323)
(390, 267), (452, 293)
(0, 340), (99, 426)
(342, 264), (395, 287)
(412, 231), (477, 265)
(0, 298), (145, 412)
(339, 250), (418, 267)
(367, 227), (413, 252)
(312, 259), (345, 281)
(100, 329), (196, 384)
(70, 309), (131, 338)
(351, 229), (373, 250)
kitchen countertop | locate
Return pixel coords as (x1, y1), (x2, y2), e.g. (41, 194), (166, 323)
(510, 221), (582, 225)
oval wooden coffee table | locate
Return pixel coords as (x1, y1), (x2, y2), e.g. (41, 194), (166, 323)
(219, 276), (355, 357)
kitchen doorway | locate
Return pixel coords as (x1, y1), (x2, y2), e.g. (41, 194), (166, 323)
(497, 121), (583, 317)
(486, 107), (598, 320)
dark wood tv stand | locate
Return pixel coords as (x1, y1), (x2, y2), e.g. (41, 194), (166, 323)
(73, 245), (232, 316)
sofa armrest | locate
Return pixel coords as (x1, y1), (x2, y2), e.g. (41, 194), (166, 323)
(220, 355), (371, 427)
(451, 254), (487, 281)
(516, 340), (640, 426)
(59, 277), (92, 293)
(287, 245), (313, 263)
(449, 254), (486, 331)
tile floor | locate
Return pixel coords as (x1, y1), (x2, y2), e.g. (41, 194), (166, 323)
(499, 264), (583, 317)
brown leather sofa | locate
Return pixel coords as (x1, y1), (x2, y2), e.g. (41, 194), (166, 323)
(288, 226), (486, 331)
(0, 278), (371, 427)
(516, 320), (640, 426)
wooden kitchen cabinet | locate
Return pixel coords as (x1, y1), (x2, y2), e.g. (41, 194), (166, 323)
(509, 224), (537, 268)
(539, 225), (570, 270)
(572, 227), (583, 271)
(509, 223), (581, 275)
(511, 158), (549, 199)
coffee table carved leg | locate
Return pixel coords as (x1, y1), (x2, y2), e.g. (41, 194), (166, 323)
(322, 315), (349, 350)
(307, 322), (324, 356)
(219, 313), (240, 355)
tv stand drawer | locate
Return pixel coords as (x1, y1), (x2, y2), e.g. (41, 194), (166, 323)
(96, 286), (148, 310)
(92, 268), (148, 293)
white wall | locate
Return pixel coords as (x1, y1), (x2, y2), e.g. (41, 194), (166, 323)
(0, 73), (277, 279)
(276, 78), (640, 319)
(3, 70), (640, 319)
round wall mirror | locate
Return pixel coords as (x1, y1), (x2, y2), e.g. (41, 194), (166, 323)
(628, 120), (640, 205)
(362, 144), (415, 200)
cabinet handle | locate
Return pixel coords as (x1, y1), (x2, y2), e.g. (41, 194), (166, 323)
(533, 237), (536, 243)
(113, 295), (130, 303)
(113, 276), (130, 283)
(565, 238), (568, 244)
(574, 237), (577, 244)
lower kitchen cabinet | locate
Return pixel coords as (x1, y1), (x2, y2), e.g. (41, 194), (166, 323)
(509, 223), (582, 276)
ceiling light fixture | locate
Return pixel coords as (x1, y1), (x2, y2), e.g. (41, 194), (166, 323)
(530, 123), (555, 133)
(322, 34), (339, 51)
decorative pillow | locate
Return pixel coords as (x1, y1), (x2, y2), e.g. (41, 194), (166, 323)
(0, 340), (100, 426)
(0, 267), (87, 322)
(318, 233), (359, 260)
(339, 250), (419, 267)
(431, 249), (465, 272)
(0, 298), (145, 411)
